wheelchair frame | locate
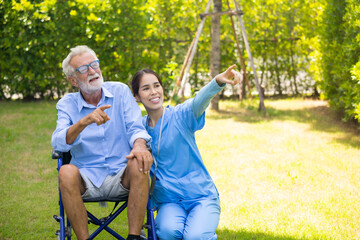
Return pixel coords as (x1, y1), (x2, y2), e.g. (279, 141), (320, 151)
(52, 150), (157, 240)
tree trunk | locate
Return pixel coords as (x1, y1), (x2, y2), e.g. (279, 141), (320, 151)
(290, 42), (299, 95)
(210, 0), (222, 111)
(274, 42), (282, 96)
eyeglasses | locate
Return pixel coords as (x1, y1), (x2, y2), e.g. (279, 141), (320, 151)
(75, 60), (100, 74)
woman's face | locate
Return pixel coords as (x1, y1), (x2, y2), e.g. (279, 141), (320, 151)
(136, 73), (164, 111)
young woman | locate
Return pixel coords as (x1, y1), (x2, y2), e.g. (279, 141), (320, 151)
(131, 65), (240, 240)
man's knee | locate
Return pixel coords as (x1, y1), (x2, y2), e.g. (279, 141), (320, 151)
(59, 164), (79, 179)
(126, 159), (149, 182)
(58, 164), (82, 191)
(121, 159), (149, 192)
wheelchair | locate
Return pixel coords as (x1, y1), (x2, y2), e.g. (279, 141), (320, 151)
(52, 150), (157, 240)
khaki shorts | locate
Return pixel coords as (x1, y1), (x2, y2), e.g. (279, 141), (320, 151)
(81, 167), (129, 202)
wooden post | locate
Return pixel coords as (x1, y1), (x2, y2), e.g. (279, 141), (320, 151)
(178, 0), (212, 98)
(170, 38), (195, 98)
(226, 0), (252, 100)
(176, 38), (195, 87)
(233, 0), (266, 114)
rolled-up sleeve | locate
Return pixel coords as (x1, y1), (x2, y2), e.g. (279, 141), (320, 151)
(122, 87), (151, 148)
(51, 102), (81, 152)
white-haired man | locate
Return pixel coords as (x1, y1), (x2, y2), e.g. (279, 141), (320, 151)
(51, 45), (152, 240)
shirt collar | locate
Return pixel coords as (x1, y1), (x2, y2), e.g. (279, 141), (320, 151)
(77, 85), (114, 112)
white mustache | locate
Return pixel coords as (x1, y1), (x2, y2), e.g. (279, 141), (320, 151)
(87, 72), (100, 82)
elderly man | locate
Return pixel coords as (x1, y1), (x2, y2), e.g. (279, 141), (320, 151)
(51, 45), (152, 240)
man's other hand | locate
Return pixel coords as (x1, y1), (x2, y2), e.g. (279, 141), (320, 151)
(126, 139), (153, 174)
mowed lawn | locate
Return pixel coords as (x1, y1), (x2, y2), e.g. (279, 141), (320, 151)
(0, 98), (359, 239)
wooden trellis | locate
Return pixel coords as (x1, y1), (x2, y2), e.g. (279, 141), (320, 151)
(172, 0), (266, 114)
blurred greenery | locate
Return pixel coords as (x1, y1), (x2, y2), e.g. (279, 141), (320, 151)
(0, 0), (359, 123)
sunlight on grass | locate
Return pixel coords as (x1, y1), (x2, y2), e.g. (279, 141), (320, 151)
(198, 98), (360, 239)
(0, 99), (359, 239)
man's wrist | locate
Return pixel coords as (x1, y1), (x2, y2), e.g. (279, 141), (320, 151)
(133, 138), (147, 148)
(80, 115), (93, 127)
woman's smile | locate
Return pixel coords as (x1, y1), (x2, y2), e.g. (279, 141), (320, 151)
(149, 96), (161, 104)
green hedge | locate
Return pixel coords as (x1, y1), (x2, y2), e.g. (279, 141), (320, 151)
(319, 0), (360, 123)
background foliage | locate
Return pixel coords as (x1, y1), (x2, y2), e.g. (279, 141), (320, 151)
(319, 0), (360, 123)
(0, 0), (359, 123)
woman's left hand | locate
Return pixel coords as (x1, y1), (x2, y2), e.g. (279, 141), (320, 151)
(215, 64), (241, 86)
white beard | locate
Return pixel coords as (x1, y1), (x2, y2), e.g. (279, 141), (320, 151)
(78, 73), (104, 95)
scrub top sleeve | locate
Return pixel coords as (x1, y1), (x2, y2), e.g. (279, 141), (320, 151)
(192, 77), (225, 119)
(174, 99), (205, 132)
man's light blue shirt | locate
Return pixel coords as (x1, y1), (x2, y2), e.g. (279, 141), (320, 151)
(51, 82), (151, 188)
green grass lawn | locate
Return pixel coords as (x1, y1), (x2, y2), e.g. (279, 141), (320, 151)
(0, 98), (359, 239)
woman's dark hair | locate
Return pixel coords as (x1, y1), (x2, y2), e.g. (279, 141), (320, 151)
(131, 69), (162, 96)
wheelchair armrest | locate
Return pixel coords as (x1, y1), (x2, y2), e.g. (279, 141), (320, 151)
(52, 150), (63, 159)
(52, 150), (72, 164)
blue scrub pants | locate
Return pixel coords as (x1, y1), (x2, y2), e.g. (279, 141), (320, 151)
(155, 197), (220, 240)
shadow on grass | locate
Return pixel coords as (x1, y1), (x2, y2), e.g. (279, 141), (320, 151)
(207, 101), (360, 149)
(217, 228), (312, 240)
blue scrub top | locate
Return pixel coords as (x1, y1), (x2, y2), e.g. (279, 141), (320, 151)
(145, 98), (219, 205)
